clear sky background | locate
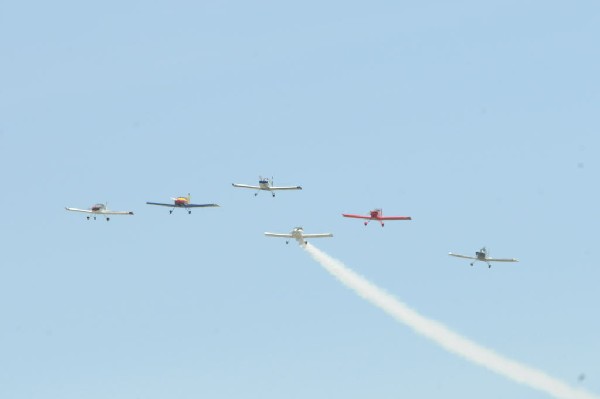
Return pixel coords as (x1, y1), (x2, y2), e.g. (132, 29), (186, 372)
(1, 1), (599, 398)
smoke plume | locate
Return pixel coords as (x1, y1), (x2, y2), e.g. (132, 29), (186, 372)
(303, 243), (598, 399)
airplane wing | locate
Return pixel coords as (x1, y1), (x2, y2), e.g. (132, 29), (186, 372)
(186, 203), (219, 208)
(302, 233), (333, 238)
(342, 213), (371, 219)
(65, 207), (133, 215)
(448, 252), (477, 260)
(379, 216), (412, 220)
(264, 232), (293, 238)
(65, 207), (93, 214)
(146, 202), (174, 207)
(98, 210), (134, 215)
(232, 183), (260, 189)
(269, 185), (302, 191)
(487, 257), (519, 263)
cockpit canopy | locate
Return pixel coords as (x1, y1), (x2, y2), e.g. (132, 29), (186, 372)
(475, 247), (487, 258)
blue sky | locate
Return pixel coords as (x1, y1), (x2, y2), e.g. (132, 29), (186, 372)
(1, 1), (599, 398)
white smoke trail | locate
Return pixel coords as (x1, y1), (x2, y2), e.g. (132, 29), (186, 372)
(303, 243), (598, 399)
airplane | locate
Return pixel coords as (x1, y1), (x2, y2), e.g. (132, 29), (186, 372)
(264, 227), (333, 245)
(448, 247), (519, 268)
(65, 203), (134, 221)
(146, 194), (219, 214)
(232, 176), (302, 197)
(342, 208), (412, 227)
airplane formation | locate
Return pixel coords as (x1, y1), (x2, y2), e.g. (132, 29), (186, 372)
(65, 176), (518, 268)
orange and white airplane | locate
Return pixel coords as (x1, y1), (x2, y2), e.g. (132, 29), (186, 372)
(342, 208), (412, 227)
(146, 194), (219, 214)
(65, 203), (134, 221)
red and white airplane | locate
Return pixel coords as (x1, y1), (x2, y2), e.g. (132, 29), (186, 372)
(146, 194), (219, 214)
(232, 176), (302, 197)
(65, 203), (134, 221)
(342, 208), (412, 227)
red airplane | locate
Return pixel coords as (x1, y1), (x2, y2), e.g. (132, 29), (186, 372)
(342, 208), (412, 227)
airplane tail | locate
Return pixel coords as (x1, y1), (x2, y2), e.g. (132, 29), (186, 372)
(187, 193), (191, 203)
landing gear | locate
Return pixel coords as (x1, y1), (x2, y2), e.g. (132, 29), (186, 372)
(86, 216), (90, 220)
(254, 192), (258, 196)
(364, 221), (368, 226)
(188, 210), (192, 214)
(272, 192), (275, 197)
(470, 262), (474, 267)
(285, 240), (289, 244)
(488, 264), (492, 269)
(169, 210), (173, 214)
(106, 217), (110, 222)
(381, 223), (385, 227)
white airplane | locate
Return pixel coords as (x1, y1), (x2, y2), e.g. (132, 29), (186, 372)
(264, 227), (333, 245)
(448, 247), (518, 268)
(65, 203), (134, 221)
(232, 176), (302, 197)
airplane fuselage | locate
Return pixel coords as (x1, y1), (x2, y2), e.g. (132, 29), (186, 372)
(369, 209), (383, 219)
(91, 204), (106, 212)
(174, 198), (189, 206)
(258, 180), (271, 190)
(291, 228), (306, 244)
